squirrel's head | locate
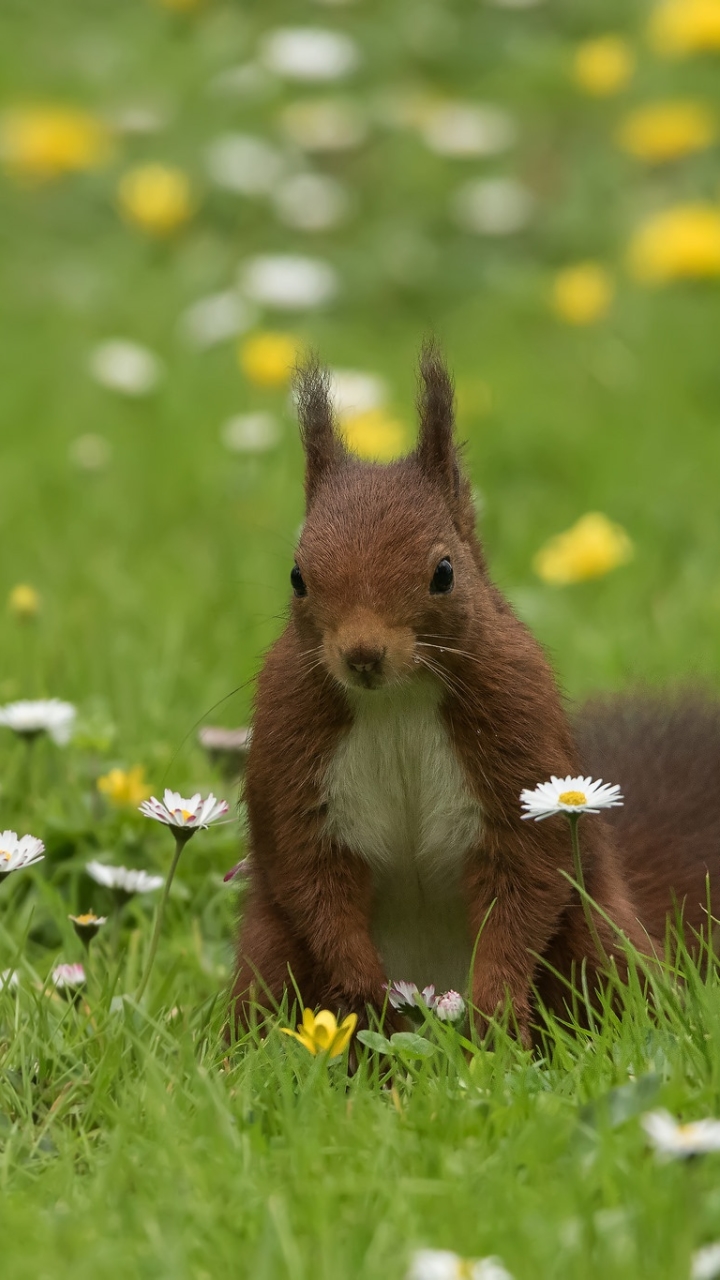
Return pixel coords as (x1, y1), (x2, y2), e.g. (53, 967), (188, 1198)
(291, 342), (487, 694)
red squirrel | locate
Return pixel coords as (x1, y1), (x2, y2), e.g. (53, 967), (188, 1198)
(231, 343), (720, 1043)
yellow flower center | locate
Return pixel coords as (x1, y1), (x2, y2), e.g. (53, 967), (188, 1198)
(74, 912), (98, 925)
(180, 809), (193, 822)
(0, 850), (11, 861)
(558, 790), (588, 806)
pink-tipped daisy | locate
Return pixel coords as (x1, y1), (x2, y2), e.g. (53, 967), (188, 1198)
(386, 980), (436, 1014)
(52, 963), (86, 991)
(434, 990), (466, 1024)
(138, 789), (229, 832)
(0, 831), (45, 875)
(520, 775), (623, 821)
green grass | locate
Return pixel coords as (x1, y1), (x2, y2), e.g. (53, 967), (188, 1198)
(2, 0), (720, 1274)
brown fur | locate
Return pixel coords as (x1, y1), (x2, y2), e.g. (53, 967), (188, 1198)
(231, 344), (713, 1043)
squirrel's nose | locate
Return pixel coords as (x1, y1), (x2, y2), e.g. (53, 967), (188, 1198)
(344, 644), (386, 675)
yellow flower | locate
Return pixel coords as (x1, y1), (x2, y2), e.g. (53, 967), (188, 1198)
(551, 263), (614, 325)
(7, 584), (40, 621)
(0, 105), (111, 181)
(282, 1008), (357, 1058)
(534, 513), (633, 585)
(341, 409), (408, 461)
(572, 36), (635, 96)
(239, 332), (302, 388)
(628, 204), (720, 282)
(617, 101), (716, 162)
(97, 766), (152, 808)
(117, 164), (194, 236)
(649, 0), (720, 56)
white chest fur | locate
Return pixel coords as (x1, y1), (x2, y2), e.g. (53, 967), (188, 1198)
(322, 683), (483, 993)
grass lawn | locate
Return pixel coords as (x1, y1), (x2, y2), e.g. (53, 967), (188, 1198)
(1, 0), (720, 1275)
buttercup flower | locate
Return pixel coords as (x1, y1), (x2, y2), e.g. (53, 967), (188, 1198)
(572, 36), (635, 96)
(117, 163), (194, 235)
(221, 413), (281, 453)
(342, 409), (408, 460)
(0, 831), (45, 874)
(617, 101), (716, 163)
(98, 766), (152, 808)
(642, 1110), (720, 1157)
(52, 963), (86, 992)
(533, 513), (633, 585)
(521, 776), (623, 821)
(139, 789), (229, 832)
(551, 263), (614, 325)
(0, 698), (76, 744)
(69, 911), (107, 947)
(205, 133), (284, 195)
(86, 861), (164, 894)
(407, 1250), (514, 1280)
(386, 981), (436, 1013)
(628, 204), (720, 282)
(261, 28), (360, 81)
(239, 254), (339, 310)
(89, 340), (163, 396)
(0, 105), (111, 180)
(649, 0), (720, 57)
(239, 332), (302, 387)
(434, 991), (466, 1024)
(7, 584), (40, 621)
(282, 1007), (357, 1057)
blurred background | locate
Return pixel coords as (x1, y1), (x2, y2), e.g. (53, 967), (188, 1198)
(1, 0), (720, 791)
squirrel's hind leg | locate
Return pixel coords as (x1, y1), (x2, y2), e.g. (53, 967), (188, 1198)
(230, 890), (322, 1035)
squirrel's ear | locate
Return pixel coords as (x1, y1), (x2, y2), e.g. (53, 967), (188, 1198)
(295, 355), (346, 507)
(415, 340), (474, 536)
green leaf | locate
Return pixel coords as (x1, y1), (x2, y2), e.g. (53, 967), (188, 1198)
(356, 1030), (393, 1053)
(390, 1033), (437, 1058)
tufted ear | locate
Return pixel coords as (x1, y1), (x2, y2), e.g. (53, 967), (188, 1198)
(295, 355), (347, 508)
(415, 340), (475, 536)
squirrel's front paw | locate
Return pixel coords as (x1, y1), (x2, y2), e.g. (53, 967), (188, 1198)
(471, 987), (532, 1049)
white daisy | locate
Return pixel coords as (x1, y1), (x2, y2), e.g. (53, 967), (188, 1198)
(69, 910), (107, 932)
(0, 831), (45, 874)
(85, 861), (164, 895)
(386, 980), (436, 1013)
(179, 292), (255, 349)
(452, 178), (534, 236)
(139, 789), (229, 832)
(239, 254), (338, 310)
(642, 1110), (720, 1158)
(52, 963), (86, 991)
(220, 413), (281, 454)
(280, 99), (368, 152)
(520, 776), (623, 821)
(329, 369), (387, 420)
(692, 1242), (720, 1280)
(89, 340), (163, 396)
(0, 698), (76, 745)
(407, 1250), (513, 1280)
(273, 172), (350, 232)
(421, 103), (516, 158)
(205, 133), (285, 196)
(434, 990), (466, 1024)
(261, 28), (360, 82)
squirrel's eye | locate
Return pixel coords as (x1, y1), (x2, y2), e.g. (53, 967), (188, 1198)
(430, 558), (454, 594)
(291, 564), (307, 598)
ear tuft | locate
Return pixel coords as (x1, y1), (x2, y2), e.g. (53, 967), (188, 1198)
(295, 354), (346, 506)
(416, 339), (475, 536)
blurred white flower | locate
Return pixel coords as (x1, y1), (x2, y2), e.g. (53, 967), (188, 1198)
(208, 63), (278, 99)
(205, 133), (285, 195)
(86, 861), (164, 894)
(692, 1243), (720, 1280)
(421, 103), (516, 157)
(52, 963), (86, 991)
(221, 412), (281, 454)
(139, 789), (229, 831)
(273, 172), (350, 231)
(239, 254), (338, 310)
(642, 1110), (720, 1158)
(89, 340), (162, 396)
(329, 369), (387, 419)
(106, 104), (169, 135)
(0, 698), (76, 745)
(386, 980), (436, 1013)
(179, 291), (255, 349)
(407, 1250), (513, 1280)
(261, 28), (360, 81)
(69, 433), (112, 471)
(434, 990), (466, 1024)
(520, 776), (623, 821)
(0, 969), (19, 991)
(453, 178), (534, 236)
(0, 831), (45, 874)
(280, 98), (368, 152)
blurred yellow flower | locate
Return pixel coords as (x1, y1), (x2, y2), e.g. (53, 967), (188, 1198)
(617, 101), (716, 162)
(0, 106), (110, 181)
(551, 263), (614, 325)
(98, 766), (152, 808)
(649, 0), (720, 56)
(534, 513), (633, 585)
(282, 1008), (357, 1058)
(7, 584), (40, 621)
(342, 409), (408, 461)
(239, 332), (301, 387)
(628, 204), (720, 282)
(117, 164), (194, 236)
(573, 36), (635, 96)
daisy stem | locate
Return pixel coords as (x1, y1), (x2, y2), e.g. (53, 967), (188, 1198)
(568, 814), (610, 970)
(135, 831), (189, 1003)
